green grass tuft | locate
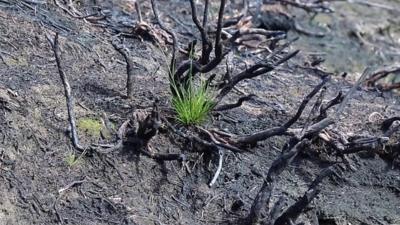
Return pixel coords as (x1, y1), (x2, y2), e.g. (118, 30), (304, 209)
(171, 77), (216, 125)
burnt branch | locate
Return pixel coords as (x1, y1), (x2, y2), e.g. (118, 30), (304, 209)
(217, 49), (300, 101)
(94, 119), (130, 154)
(189, 0), (212, 64)
(214, 0), (226, 61)
(236, 77), (329, 145)
(284, 76), (329, 128)
(214, 94), (256, 111)
(111, 39), (135, 99)
(335, 68), (372, 119)
(380, 81), (400, 91)
(150, 0), (177, 69)
(278, 0), (334, 13)
(135, 0), (143, 23)
(245, 76), (358, 224)
(156, 0), (297, 109)
(247, 140), (310, 224)
(173, 0), (227, 83)
(124, 100), (162, 147)
(365, 64), (400, 87)
(163, 118), (218, 150)
(197, 126), (245, 153)
(47, 33), (84, 151)
(228, 29), (286, 44)
(301, 86), (327, 133)
(317, 92), (344, 120)
(246, 115), (336, 224)
(301, 117), (334, 140)
(202, 0), (209, 28)
(381, 116), (400, 132)
(273, 166), (337, 225)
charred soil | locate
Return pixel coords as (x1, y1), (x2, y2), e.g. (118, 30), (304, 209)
(0, 1), (399, 225)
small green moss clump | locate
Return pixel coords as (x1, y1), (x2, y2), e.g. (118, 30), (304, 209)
(77, 118), (103, 138)
(65, 153), (80, 167)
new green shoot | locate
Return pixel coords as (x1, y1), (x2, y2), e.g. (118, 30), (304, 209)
(171, 77), (215, 125)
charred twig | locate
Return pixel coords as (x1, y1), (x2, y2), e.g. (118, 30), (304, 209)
(273, 166), (337, 225)
(163, 117), (217, 150)
(379, 82), (400, 91)
(365, 65), (400, 87)
(58, 178), (86, 194)
(150, 0), (177, 70)
(157, 0), (297, 109)
(246, 67), (380, 225)
(189, 0), (212, 64)
(335, 68), (372, 119)
(197, 126), (244, 153)
(135, 0), (143, 23)
(301, 86), (327, 133)
(136, 101), (162, 144)
(317, 92), (344, 120)
(340, 137), (389, 155)
(301, 117), (334, 140)
(247, 140), (310, 224)
(235, 77), (329, 145)
(214, 94), (255, 111)
(47, 33), (84, 151)
(269, 196), (287, 222)
(229, 29), (286, 43)
(320, 130), (397, 166)
(171, 0), (226, 84)
(164, 116), (243, 156)
(202, 0), (209, 28)
(381, 116), (400, 132)
(94, 119), (130, 154)
(111, 39), (135, 99)
(247, 116), (335, 224)
(216, 49), (300, 101)
(284, 77), (329, 129)
(278, 0), (334, 13)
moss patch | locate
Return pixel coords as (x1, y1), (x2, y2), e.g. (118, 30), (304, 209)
(65, 153), (80, 167)
(77, 117), (103, 138)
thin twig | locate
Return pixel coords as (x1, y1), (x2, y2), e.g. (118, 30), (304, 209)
(135, 0), (143, 23)
(189, 0), (212, 64)
(247, 140), (309, 224)
(214, 94), (256, 111)
(273, 166), (337, 225)
(111, 39), (135, 99)
(150, 0), (177, 70)
(47, 33), (84, 151)
(236, 77), (329, 145)
(209, 148), (224, 187)
(58, 178), (86, 194)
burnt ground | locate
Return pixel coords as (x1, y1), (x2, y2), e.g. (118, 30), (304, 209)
(0, 0), (400, 225)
